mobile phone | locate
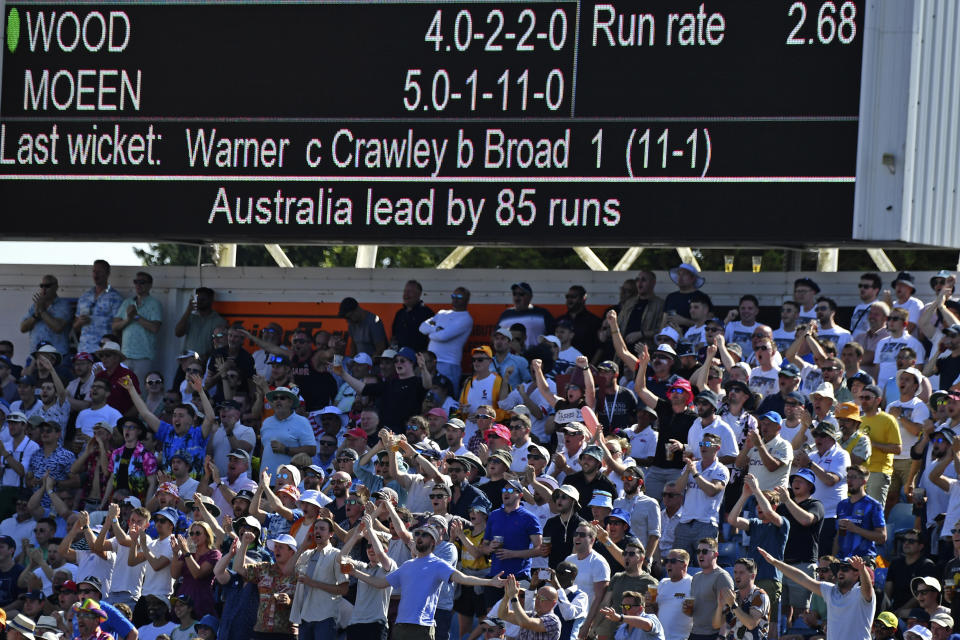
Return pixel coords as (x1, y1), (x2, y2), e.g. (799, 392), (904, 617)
(538, 569), (552, 580)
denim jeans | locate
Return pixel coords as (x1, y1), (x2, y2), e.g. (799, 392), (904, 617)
(300, 617), (338, 640)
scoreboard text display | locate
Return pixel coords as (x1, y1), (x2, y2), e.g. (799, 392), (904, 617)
(0, 1), (864, 245)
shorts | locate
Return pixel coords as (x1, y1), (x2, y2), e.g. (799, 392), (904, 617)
(782, 563), (816, 610)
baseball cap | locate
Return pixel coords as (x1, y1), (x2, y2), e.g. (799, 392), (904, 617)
(875, 612), (898, 628)
(472, 345), (494, 359)
(511, 282), (533, 295)
(778, 363), (801, 378)
(930, 613), (954, 629)
(789, 468), (817, 493)
(216, 399), (242, 412)
(345, 427), (368, 440)
(539, 335), (562, 349)
(905, 626), (932, 640)
(445, 418), (466, 431)
(227, 448), (252, 465)
(396, 347), (417, 362)
(427, 407), (448, 420)
(757, 411), (783, 427)
(353, 352), (374, 366)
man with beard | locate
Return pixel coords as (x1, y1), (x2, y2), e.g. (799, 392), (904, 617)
(289, 516), (349, 640)
(685, 390), (739, 466)
(593, 537), (656, 640)
(714, 558), (769, 640)
(208, 400), (255, 476)
(563, 447), (617, 521)
(484, 479), (543, 604)
(909, 427), (956, 556)
(337, 347), (428, 432)
(353, 523), (507, 640)
(760, 551), (874, 640)
(594, 361), (639, 434)
(420, 286), (473, 392)
(613, 470), (660, 570)
(774, 469), (824, 628)
(324, 471), (352, 522)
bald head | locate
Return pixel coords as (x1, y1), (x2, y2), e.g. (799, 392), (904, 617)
(535, 585), (558, 614)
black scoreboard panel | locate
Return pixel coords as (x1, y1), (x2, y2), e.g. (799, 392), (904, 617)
(0, 1), (864, 245)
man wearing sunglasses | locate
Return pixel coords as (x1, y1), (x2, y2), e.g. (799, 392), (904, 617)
(758, 549), (873, 640)
(483, 479), (543, 604)
(688, 539), (734, 640)
(884, 529), (937, 615)
(420, 287), (473, 394)
(174, 287), (224, 364)
(675, 434), (728, 557)
(593, 538), (656, 640)
(650, 549), (693, 640)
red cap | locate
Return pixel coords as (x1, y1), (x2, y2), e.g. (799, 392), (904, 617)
(75, 352), (95, 363)
(427, 407), (448, 420)
(484, 424), (511, 442)
(345, 427), (367, 440)
(60, 580), (79, 593)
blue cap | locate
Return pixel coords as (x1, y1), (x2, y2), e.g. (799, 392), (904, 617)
(469, 502), (490, 515)
(778, 363), (801, 378)
(587, 490), (613, 509)
(757, 411), (783, 426)
(197, 615), (220, 632)
(396, 347), (417, 363)
(152, 507), (180, 525)
(605, 508), (631, 530)
(790, 468), (817, 493)
(785, 391), (805, 403)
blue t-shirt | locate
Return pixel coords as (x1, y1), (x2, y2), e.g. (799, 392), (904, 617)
(615, 614), (665, 640)
(836, 495), (886, 558)
(747, 517), (790, 581)
(72, 600), (135, 640)
(385, 554), (455, 625)
(484, 504), (542, 579)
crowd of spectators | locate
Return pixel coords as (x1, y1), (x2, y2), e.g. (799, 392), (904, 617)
(2, 261), (960, 640)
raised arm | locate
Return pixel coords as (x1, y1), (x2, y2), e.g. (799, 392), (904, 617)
(632, 344), (659, 409)
(757, 547), (823, 597)
(214, 538), (239, 585)
(531, 359), (560, 407)
(607, 311), (639, 371)
(120, 376), (161, 433)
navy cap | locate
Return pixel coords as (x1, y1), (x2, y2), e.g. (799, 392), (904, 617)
(794, 277), (821, 293)
(778, 363), (801, 378)
(396, 346), (417, 362)
(785, 391), (805, 403)
(338, 297), (359, 317)
(511, 282), (533, 295)
(694, 389), (720, 410)
(556, 318), (574, 330)
(848, 371), (875, 386)
(16, 375), (36, 386)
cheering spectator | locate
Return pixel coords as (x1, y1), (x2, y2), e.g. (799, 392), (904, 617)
(565, 522), (610, 638)
(674, 434), (728, 557)
(688, 539), (734, 640)
(775, 469), (824, 627)
(174, 287), (225, 364)
(834, 465), (886, 559)
(112, 272), (163, 382)
(794, 419), (850, 555)
(20, 275), (72, 355)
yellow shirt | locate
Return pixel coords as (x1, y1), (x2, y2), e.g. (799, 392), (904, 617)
(860, 411), (902, 475)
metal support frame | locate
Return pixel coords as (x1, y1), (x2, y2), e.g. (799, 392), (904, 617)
(572, 247), (608, 271)
(265, 244), (294, 268)
(613, 248), (644, 271)
(817, 248), (839, 272)
(216, 244), (236, 267)
(437, 246), (474, 269)
(355, 245), (378, 269)
(676, 248), (702, 271)
(866, 249), (896, 272)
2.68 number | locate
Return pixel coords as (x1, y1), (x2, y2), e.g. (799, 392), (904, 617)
(786, 1), (857, 45)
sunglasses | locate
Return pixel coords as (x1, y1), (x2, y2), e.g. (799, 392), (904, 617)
(429, 494), (449, 500)
(501, 487), (520, 494)
(78, 612), (101, 620)
(186, 368), (202, 374)
(662, 492), (680, 497)
(146, 379), (163, 385)
(573, 531), (591, 538)
(447, 466), (466, 473)
(345, 499), (361, 505)
(189, 531), (203, 537)
(756, 345), (771, 351)
(330, 478), (350, 484)
(699, 441), (718, 448)
(406, 424), (422, 431)
(336, 457), (353, 463)
(903, 538), (919, 544)
(414, 531), (434, 539)
(858, 283), (876, 289)
(663, 558), (684, 565)
(621, 603), (638, 611)
(668, 387), (686, 394)
(696, 548), (713, 555)
(509, 424), (525, 430)
(622, 550), (640, 557)
(815, 567), (832, 574)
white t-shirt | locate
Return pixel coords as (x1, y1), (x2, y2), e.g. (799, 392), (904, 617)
(749, 365), (780, 399)
(75, 404), (123, 438)
(685, 418), (739, 462)
(137, 622), (178, 640)
(745, 434), (793, 490)
(176, 477), (199, 502)
(819, 326), (852, 352)
(680, 459), (729, 526)
(565, 551), (611, 610)
(809, 444), (850, 517)
(798, 305), (817, 322)
(141, 535), (175, 598)
(0, 516), (38, 556)
(848, 303), (874, 335)
(893, 297), (925, 325)
(780, 423), (813, 450)
(208, 423), (257, 476)
(657, 575), (694, 640)
(628, 426), (658, 460)
(874, 334), (926, 388)
(33, 561), (79, 595)
(886, 397), (930, 460)
(920, 446), (957, 528)
(798, 362), (823, 397)
(108, 541), (145, 597)
(684, 325), (707, 351)
(725, 322), (768, 361)
(74, 548), (116, 597)
(510, 440), (534, 473)
(0, 436), (40, 488)
(772, 326), (797, 355)
(820, 582), (875, 640)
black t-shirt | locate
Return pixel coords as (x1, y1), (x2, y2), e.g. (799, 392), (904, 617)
(778, 497), (824, 564)
(291, 353), (338, 411)
(543, 513), (588, 568)
(888, 555), (939, 611)
(116, 445), (136, 491)
(651, 398), (697, 469)
(596, 388), (639, 434)
(624, 300), (649, 334)
(936, 354), (960, 390)
(480, 478), (509, 510)
(664, 291), (696, 319)
(595, 539), (625, 574)
(362, 376), (426, 432)
(563, 471), (618, 520)
(940, 557), (960, 623)
(0, 563), (24, 607)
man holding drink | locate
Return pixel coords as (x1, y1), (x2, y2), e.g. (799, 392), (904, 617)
(290, 516), (349, 640)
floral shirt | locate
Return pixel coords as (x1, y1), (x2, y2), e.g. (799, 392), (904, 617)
(155, 421), (208, 478)
(75, 626), (115, 640)
(21, 296), (73, 355)
(720, 586), (769, 640)
(246, 561), (297, 634)
(109, 442), (158, 501)
(76, 285), (124, 353)
(29, 446), (76, 508)
(264, 509), (303, 541)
